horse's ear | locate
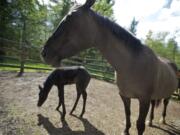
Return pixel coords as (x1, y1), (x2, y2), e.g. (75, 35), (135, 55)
(82, 0), (96, 9)
(38, 85), (43, 91)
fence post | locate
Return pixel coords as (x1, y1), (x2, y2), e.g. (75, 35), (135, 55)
(17, 30), (24, 76)
(114, 71), (117, 83)
(17, 20), (26, 77)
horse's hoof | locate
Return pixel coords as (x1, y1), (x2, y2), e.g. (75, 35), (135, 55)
(159, 118), (166, 124)
(146, 120), (152, 126)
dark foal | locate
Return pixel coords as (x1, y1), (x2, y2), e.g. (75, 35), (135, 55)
(37, 66), (91, 120)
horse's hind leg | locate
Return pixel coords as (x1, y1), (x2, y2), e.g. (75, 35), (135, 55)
(146, 100), (155, 126)
(70, 91), (81, 115)
(56, 87), (62, 111)
(159, 97), (170, 124)
(137, 99), (150, 135)
(120, 94), (131, 135)
(58, 86), (66, 121)
(80, 90), (87, 117)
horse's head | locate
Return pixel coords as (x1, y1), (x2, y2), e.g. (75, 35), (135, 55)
(37, 85), (48, 107)
(41, 0), (97, 67)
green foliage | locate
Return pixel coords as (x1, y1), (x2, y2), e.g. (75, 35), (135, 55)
(129, 17), (139, 35)
(0, 0), (115, 76)
(145, 31), (180, 68)
(93, 0), (114, 19)
(48, 0), (72, 30)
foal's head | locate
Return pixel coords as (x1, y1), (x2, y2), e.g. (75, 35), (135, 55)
(37, 85), (49, 107)
(41, 0), (97, 67)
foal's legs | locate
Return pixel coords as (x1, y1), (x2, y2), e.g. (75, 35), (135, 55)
(146, 100), (155, 126)
(120, 95), (131, 135)
(57, 85), (66, 121)
(80, 91), (87, 117)
(56, 87), (62, 111)
(70, 91), (81, 115)
(136, 99), (150, 135)
(159, 97), (170, 124)
(80, 77), (90, 117)
(70, 77), (89, 117)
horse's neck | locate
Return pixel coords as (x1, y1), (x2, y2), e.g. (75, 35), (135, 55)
(44, 75), (55, 94)
(95, 31), (132, 73)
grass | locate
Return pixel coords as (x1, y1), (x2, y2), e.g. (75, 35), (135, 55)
(0, 61), (115, 82)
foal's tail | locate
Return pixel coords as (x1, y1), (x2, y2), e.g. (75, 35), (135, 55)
(155, 99), (161, 108)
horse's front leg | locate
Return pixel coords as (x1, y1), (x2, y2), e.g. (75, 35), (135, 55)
(146, 100), (155, 126)
(137, 99), (150, 135)
(120, 94), (131, 135)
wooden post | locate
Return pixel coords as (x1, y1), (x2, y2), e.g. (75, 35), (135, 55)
(114, 71), (117, 83)
(17, 20), (26, 77)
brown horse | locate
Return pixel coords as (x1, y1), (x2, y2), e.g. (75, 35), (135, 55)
(37, 66), (91, 120)
(41, 0), (178, 134)
(146, 59), (178, 126)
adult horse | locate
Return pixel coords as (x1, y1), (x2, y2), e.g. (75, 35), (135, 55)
(41, 0), (178, 134)
(146, 58), (178, 126)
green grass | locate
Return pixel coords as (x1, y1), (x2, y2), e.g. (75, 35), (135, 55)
(0, 58), (115, 82)
(0, 61), (53, 73)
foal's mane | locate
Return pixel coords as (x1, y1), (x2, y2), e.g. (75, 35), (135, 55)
(90, 10), (143, 52)
(43, 71), (55, 89)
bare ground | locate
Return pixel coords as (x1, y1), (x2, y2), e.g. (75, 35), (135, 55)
(0, 71), (180, 135)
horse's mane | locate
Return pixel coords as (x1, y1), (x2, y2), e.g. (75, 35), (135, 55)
(43, 71), (55, 90)
(90, 10), (143, 53)
(51, 7), (143, 53)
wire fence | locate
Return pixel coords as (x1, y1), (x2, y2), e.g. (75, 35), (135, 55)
(0, 37), (180, 99)
(0, 37), (115, 82)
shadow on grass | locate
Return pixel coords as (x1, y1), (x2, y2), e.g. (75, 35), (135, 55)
(150, 123), (180, 135)
(37, 112), (105, 135)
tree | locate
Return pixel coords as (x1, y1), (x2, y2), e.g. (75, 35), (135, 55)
(93, 0), (114, 19)
(167, 37), (178, 61)
(145, 30), (180, 68)
(129, 17), (139, 35)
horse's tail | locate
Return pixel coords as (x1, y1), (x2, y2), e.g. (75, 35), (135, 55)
(155, 99), (161, 108)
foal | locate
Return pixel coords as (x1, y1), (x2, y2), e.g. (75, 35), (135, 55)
(37, 66), (91, 120)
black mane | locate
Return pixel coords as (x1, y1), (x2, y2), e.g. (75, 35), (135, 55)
(51, 7), (143, 53)
(43, 72), (55, 91)
(90, 10), (143, 52)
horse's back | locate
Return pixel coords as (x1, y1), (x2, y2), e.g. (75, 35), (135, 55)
(54, 66), (90, 85)
(76, 66), (91, 85)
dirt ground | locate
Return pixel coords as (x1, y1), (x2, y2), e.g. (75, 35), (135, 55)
(0, 71), (180, 135)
